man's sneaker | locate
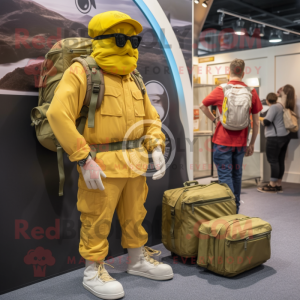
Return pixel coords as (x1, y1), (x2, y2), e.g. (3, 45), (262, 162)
(257, 184), (277, 193)
(127, 246), (174, 281)
(276, 186), (283, 193)
(83, 260), (124, 300)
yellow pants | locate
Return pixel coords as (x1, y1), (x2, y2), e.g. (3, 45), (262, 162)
(77, 176), (148, 262)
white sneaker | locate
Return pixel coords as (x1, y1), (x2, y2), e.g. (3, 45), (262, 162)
(127, 246), (174, 280)
(83, 260), (124, 299)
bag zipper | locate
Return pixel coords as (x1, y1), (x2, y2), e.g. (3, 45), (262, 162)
(69, 49), (92, 54)
(183, 197), (232, 213)
(226, 232), (271, 250)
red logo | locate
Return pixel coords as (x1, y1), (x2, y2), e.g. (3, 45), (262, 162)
(24, 247), (55, 277)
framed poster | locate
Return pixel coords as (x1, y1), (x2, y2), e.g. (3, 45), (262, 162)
(213, 74), (229, 85)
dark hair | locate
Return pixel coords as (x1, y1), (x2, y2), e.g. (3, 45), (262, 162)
(230, 59), (245, 78)
(283, 84), (295, 110)
(266, 92), (278, 104)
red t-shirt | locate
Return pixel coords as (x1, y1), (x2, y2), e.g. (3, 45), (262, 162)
(202, 80), (262, 147)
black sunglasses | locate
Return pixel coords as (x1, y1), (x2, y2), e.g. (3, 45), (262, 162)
(94, 34), (142, 49)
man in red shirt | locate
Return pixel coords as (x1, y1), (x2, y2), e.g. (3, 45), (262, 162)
(200, 59), (262, 213)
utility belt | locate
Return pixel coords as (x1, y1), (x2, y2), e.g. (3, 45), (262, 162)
(90, 138), (143, 159)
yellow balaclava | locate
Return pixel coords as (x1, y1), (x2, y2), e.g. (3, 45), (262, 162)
(88, 11), (143, 76)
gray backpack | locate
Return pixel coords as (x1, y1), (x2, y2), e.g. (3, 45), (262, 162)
(219, 83), (253, 131)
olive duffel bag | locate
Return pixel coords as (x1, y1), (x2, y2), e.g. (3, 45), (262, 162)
(197, 214), (272, 277)
(162, 181), (236, 257)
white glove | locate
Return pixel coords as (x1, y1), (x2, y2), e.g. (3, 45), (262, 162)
(152, 146), (166, 180)
(80, 157), (106, 190)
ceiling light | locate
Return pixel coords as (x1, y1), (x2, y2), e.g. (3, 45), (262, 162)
(217, 9), (300, 37)
(269, 30), (282, 43)
(257, 24), (265, 37)
(248, 23), (256, 36)
(202, 0), (208, 8)
(234, 20), (245, 35)
(194, 0), (199, 4)
(218, 13), (225, 26)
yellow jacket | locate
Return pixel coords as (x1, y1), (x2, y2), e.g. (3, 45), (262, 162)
(47, 62), (165, 178)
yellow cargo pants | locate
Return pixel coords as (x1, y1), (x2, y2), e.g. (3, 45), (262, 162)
(77, 175), (148, 262)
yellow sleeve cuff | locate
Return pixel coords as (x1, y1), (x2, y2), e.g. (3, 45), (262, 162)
(144, 139), (166, 154)
(69, 143), (91, 162)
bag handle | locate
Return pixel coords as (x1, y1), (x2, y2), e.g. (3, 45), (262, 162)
(183, 181), (199, 187)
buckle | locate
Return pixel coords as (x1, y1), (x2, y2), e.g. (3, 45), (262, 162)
(93, 84), (100, 94)
(127, 140), (134, 149)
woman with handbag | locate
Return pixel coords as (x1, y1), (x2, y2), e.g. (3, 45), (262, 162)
(258, 85), (296, 193)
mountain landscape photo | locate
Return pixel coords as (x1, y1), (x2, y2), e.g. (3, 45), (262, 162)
(0, 0), (192, 92)
(0, 0), (89, 92)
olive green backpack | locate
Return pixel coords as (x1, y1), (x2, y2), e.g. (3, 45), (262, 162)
(31, 37), (145, 196)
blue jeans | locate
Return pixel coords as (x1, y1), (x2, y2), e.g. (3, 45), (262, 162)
(213, 144), (246, 213)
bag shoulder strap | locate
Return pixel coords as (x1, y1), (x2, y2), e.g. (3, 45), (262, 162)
(232, 84), (249, 88)
(131, 69), (146, 95)
(220, 83), (231, 93)
(230, 84), (253, 94)
(220, 83), (228, 88)
(277, 101), (284, 109)
(71, 55), (105, 128)
(245, 86), (254, 93)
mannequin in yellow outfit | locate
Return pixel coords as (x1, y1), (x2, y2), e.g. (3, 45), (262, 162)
(47, 11), (173, 300)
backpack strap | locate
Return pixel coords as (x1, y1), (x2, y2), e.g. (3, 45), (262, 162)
(131, 69), (146, 95)
(77, 105), (89, 135)
(220, 83), (232, 93)
(53, 138), (65, 197)
(53, 106), (88, 197)
(220, 84), (230, 124)
(71, 55), (105, 128)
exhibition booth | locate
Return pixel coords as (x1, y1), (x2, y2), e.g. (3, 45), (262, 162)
(0, 0), (299, 299)
(193, 43), (300, 184)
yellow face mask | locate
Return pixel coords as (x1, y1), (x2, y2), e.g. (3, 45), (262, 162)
(91, 22), (139, 76)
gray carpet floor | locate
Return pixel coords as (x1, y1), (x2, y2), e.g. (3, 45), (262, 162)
(2, 182), (300, 300)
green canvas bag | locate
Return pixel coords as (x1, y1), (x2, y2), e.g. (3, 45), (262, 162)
(162, 181), (236, 257)
(197, 214), (272, 277)
(30, 37), (145, 196)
